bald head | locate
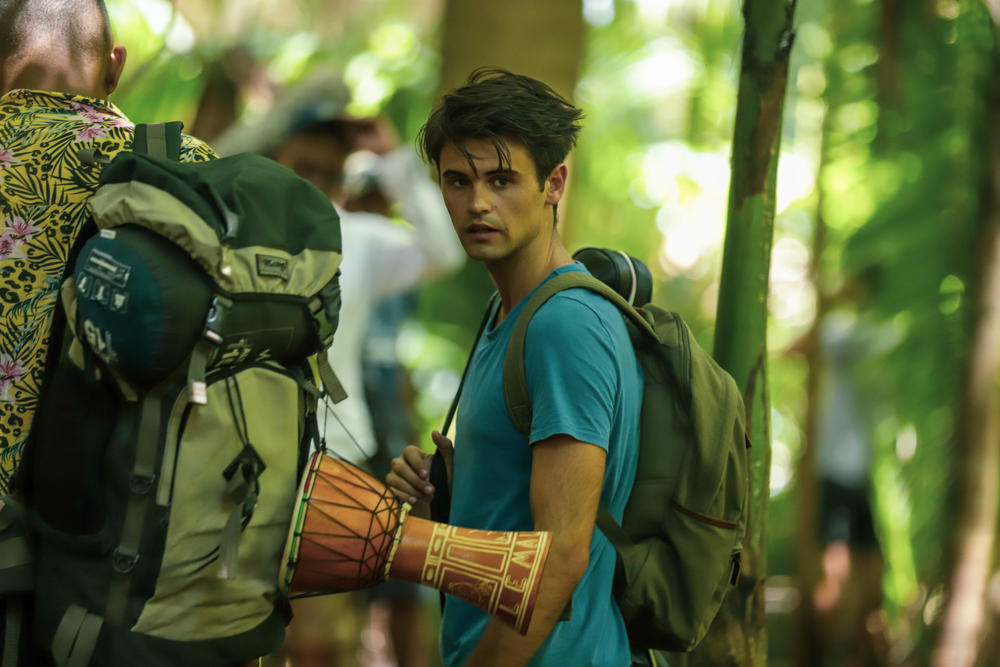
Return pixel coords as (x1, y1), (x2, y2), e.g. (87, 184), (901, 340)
(0, 0), (126, 99)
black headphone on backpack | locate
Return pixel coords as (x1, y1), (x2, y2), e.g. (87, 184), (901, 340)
(571, 247), (653, 307)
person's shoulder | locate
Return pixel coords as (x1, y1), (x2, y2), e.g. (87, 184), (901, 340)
(527, 286), (623, 346)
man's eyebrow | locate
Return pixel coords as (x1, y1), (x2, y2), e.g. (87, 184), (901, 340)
(441, 168), (471, 179)
(485, 167), (519, 177)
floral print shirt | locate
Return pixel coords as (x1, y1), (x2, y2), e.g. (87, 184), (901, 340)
(0, 89), (216, 492)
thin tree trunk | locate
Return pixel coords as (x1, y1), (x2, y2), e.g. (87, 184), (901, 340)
(691, 1), (797, 665)
(437, 0), (583, 102)
(931, 45), (1000, 667)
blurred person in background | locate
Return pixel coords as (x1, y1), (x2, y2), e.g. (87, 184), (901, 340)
(215, 73), (463, 667)
(807, 309), (889, 667)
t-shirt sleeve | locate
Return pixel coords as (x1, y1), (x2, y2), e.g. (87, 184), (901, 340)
(523, 293), (620, 451)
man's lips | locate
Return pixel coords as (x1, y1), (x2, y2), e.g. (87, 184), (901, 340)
(465, 222), (500, 235)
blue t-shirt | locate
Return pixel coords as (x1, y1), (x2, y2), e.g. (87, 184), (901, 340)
(441, 264), (642, 667)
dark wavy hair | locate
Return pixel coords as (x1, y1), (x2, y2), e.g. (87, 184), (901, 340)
(418, 67), (583, 190)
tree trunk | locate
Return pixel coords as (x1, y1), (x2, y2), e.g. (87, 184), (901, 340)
(437, 0), (583, 102)
(930, 40), (1000, 667)
(691, 1), (797, 665)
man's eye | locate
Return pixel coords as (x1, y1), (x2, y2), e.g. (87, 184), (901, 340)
(491, 176), (511, 187)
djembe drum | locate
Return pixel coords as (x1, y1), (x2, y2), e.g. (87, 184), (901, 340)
(279, 452), (551, 634)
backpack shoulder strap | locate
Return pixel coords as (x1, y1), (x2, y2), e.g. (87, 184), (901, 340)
(502, 271), (655, 436)
(132, 122), (184, 161)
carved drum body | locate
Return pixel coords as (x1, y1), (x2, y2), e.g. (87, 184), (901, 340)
(279, 452), (550, 634)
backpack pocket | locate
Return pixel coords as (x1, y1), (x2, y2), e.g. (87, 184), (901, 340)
(618, 501), (742, 652)
(27, 350), (120, 539)
(131, 364), (305, 641)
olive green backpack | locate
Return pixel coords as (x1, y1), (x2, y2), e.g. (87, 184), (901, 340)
(0, 122), (344, 667)
(504, 271), (751, 653)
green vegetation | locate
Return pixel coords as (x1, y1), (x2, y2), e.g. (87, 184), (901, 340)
(102, 0), (1000, 663)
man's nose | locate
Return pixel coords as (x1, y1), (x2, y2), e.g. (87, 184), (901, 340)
(469, 182), (492, 214)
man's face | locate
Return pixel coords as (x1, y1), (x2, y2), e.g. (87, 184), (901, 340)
(438, 138), (558, 265)
(272, 132), (348, 204)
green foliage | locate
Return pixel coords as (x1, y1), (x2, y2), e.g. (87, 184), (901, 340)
(89, 2), (1000, 660)
(815, 0), (997, 655)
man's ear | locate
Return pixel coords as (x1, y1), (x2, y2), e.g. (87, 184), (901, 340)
(544, 163), (568, 206)
(103, 45), (127, 96)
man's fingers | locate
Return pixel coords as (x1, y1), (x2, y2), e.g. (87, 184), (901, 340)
(402, 445), (431, 480)
(387, 450), (434, 504)
(431, 430), (454, 453)
(385, 472), (424, 505)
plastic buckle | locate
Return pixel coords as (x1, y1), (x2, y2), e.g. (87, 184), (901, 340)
(203, 295), (232, 344)
(112, 549), (140, 574)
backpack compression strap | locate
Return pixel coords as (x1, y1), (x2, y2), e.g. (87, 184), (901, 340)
(132, 122), (184, 160)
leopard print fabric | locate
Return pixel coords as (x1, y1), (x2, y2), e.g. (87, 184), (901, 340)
(0, 89), (217, 492)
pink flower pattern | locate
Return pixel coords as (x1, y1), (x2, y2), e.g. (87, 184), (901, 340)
(0, 146), (18, 169)
(75, 123), (108, 143)
(72, 103), (131, 142)
(0, 232), (26, 260)
(6, 216), (39, 240)
(0, 354), (26, 402)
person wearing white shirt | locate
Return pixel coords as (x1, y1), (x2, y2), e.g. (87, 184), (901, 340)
(250, 108), (463, 667)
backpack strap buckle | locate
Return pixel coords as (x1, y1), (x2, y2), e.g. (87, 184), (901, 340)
(111, 548), (139, 574)
(128, 472), (156, 496)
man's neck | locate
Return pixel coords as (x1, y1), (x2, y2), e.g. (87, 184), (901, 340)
(1, 53), (104, 99)
(488, 241), (574, 324)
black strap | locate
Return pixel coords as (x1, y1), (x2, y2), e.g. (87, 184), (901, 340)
(440, 293), (499, 437)
(430, 294), (498, 525)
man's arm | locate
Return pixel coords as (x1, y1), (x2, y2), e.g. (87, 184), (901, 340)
(464, 433), (606, 667)
(343, 118), (464, 297)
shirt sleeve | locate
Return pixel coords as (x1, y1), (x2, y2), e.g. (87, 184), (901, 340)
(523, 293), (620, 451)
(179, 135), (220, 163)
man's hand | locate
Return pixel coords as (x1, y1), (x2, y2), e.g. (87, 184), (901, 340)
(385, 432), (453, 520)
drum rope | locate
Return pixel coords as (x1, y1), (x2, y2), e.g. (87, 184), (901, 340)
(319, 395), (370, 462)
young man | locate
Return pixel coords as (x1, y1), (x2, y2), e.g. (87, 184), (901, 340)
(386, 69), (642, 666)
(0, 0), (216, 493)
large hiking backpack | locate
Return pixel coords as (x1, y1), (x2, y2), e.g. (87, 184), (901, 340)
(1, 122), (344, 666)
(435, 250), (750, 654)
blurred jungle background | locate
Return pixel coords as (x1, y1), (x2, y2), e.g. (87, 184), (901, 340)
(101, 0), (1000, 664)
